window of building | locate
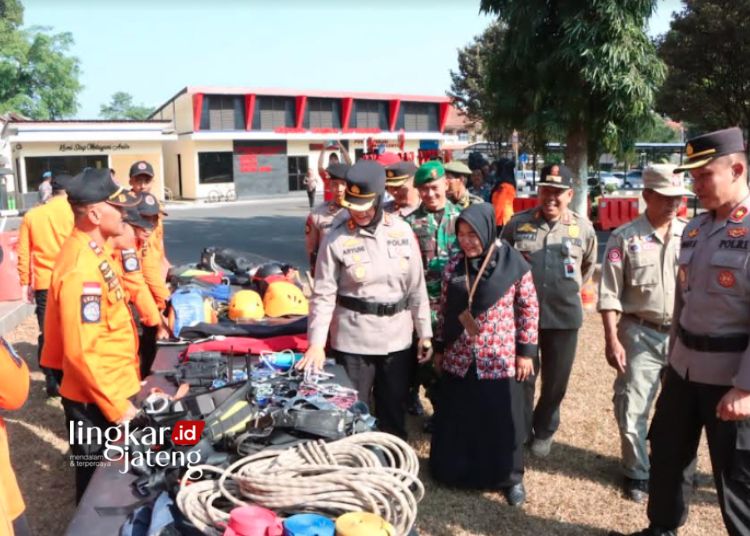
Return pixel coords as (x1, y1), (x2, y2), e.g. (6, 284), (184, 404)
(398, 102), (439, 131)
(304, 98), (341, 129)
(458, 131), (470, 142)
(254, 97), (295, 130)
(200, 95), (245, 131)
(25, 155), (109, 191)
(198, 152), (234, 184)
(353, 100), (388, 129)
(288, 156), (309, 191)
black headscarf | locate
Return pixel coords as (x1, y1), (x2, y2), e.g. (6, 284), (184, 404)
(443, 203), (530, 347)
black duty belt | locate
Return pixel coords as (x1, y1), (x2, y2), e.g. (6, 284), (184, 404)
(677, 325), (749, 353)
(625, 314), (671, 333)
(336, 295), (408, 316)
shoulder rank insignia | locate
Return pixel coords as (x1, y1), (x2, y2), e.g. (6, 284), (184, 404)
(88, 240), (103, 256)
(687, 228), (700, 239)
(730, 205), (749, 223)
(122, 249), (140, 273)
(728, 227), (749, 238)
(81, 282), (102, 323)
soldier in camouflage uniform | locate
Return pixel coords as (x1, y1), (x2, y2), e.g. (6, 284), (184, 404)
(405, 161), (462, 424)
(444, 161), (484, 209)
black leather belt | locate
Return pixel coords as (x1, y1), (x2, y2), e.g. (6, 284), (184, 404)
(677, 324), (749, 353)
(625, 314), (671, 333)
(336, 295), (408, 316)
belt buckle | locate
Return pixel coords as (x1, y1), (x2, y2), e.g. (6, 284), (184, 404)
(378, 303), (395, 316)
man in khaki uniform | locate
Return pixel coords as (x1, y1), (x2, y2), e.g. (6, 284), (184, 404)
(615, 128), (750, 536)
(383, 161), (420, 218)
(300, 160), (432, 439)
(444, 161), (484, 208)
(502, 164), (597, 457)
(305, 162), (350, 273)
(598, 164), (692, 502)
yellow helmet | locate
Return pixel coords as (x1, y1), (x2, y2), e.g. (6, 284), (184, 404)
(228, 290), (264, 321)
(262, 281), (309, 318)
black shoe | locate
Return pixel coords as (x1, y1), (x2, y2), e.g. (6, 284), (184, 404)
(422, 416), (434, 434)
(504, 483), (526, 507)
(623, 477), (648, 503)
(608, 527), (676, 536)
(45, 374), (60, 398)
(407, 390), (424, 416)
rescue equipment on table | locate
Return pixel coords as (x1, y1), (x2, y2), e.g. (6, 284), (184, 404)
(176, 432), (423, 536)
(167, 285), (218, 337)
(228, 290), (265, 321)
(263, 280), (309, 317)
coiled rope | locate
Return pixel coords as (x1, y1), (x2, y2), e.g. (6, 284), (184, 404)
(176, 432), (423, 535)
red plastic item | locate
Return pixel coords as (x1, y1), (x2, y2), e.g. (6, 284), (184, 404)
(597, 197), (640, 231)
(183, 334), (309, 359)
(223, 506), (283, 536)
(678, 196), (688, 218)
(0, 231), (21, 301)
(512, 196), (539, 213)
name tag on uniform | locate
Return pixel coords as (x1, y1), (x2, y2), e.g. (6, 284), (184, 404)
(122, 249), (140, 273)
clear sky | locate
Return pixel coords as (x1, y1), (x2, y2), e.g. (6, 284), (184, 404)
(23, 0), (684, 119)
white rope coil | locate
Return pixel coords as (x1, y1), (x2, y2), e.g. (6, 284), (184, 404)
(176, 432), (423, 535)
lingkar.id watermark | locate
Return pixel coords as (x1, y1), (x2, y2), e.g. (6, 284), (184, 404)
(69, 419), (205, 474)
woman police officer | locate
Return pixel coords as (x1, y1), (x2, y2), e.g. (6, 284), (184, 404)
(298, 160), (432, 439)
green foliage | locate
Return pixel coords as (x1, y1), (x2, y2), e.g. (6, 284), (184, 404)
(656, 0), (750, 133)
(99, 92), (153, 120)
(0, 2), (82, 119)
(468, 0), (665, 212)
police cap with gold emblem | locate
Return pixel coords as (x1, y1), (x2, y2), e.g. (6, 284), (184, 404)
(443, 161), (472, 178)
(414, 161), (445, 187)
(385, 161), (418, 188)
(674, 127), (745, 172)
(538, 164), (574, 189)
(67, 167), (138, 207)
(326, 163), (351, 181)
(341, 160), (385, 212)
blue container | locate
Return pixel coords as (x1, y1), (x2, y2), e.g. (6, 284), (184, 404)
(283, 514), (335, 536)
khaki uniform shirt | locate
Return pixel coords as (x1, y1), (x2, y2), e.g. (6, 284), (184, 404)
(305, 201), (345, 270)
(455, 190), (485, 209)
(598, 214), (685, 326)
(502, 208), (597, 329)
(382, 200), (419, 219)
(671, 195), (750, 390)
(308, 213), (432, 355)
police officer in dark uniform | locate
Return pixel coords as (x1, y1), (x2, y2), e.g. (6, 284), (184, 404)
(613, 127), (750, 536)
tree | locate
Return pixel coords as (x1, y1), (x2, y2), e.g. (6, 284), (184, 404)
(656, 0), (750, 134)
(0, 0), (82, 119)
(477, 0), (665, 213)
(99, 92), (153, 120)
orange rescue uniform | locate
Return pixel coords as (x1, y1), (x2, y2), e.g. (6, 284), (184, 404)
(142, 230), (171, 311)
(17, 195), (74, 289)
(40, 228), (140, 422)
(112, 246), (162, 327)
(0, 338), (29, 531)
(491, 182), (516, 227)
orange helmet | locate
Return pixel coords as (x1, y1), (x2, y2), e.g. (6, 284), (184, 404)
(228, 290), (264, 321)
(262, 281), (309, 318)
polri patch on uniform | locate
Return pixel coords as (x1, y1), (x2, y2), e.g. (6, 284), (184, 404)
(81, 294), (101, 323)
(728, 227), (748, 238)
(122, 249), (140, 273)
(607, 247), (622, 263)
(730, 205), (749, 223)
(718, 270), (736, 288)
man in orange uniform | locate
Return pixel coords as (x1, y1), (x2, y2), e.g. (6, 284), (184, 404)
(40, 167), (140, 502)
(128, 161), (170, 279)
(114, 192), (170, 377)
(0, 337), (30, 536)
(17, 173), (74, 396)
